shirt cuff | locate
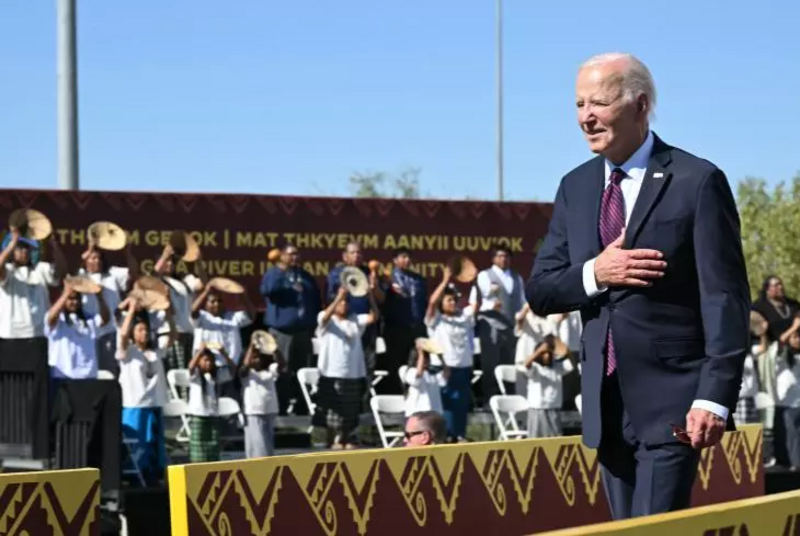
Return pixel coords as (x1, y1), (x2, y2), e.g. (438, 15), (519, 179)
(691, 399), (729, 421)
(582, 258), (607, 298)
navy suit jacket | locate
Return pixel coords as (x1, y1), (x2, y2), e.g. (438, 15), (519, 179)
(527, 134), (751, 448)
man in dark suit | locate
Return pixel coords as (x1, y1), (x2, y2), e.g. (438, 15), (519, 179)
(527, 53), (750, 519)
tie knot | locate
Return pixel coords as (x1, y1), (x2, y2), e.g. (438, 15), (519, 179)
(610, 168), (626, 185)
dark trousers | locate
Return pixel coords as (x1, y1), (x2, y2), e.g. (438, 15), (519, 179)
(598, 374), (699, 519)
(270, 327), (315, 415)
(362, 323), (378, 379)
(380, 323), (425, 394)
(779, 406), (800, 468)
(477, 319), (516, 404)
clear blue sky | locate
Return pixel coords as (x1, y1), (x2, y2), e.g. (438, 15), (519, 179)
(1, 1), (798, 202)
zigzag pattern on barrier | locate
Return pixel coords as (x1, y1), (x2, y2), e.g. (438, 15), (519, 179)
(182, 426), (763, 536)
(0, 476), (100, 536)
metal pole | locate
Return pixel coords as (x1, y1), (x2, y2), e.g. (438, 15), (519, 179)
(57, 0), (79, 190)
(496, 0), (504, 201)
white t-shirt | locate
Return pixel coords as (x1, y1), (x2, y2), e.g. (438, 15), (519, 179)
(739, 349), (759, 399)
(548, 312), (582, 352)
(403, 364), (447, 417)
(425, 307), (475, 368)
(160, 274), (201, 334)
(519, 359), (575, 409)
(188, 370), (219, 416)
(242, 365), (280, 415)
(514, 311), (554, 365)
(316, 312), (368, 379)
(117, 343), (166, 408)
(79, 267), (129, 339)
(45, 313), (103, 379)
(192, 310), (253, 364)
(0, 262), (57, 339)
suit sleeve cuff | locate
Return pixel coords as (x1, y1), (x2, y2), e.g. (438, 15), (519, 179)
(582, 258), (607, 298)
(691, 399), (729, 421)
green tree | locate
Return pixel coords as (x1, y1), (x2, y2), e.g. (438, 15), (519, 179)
(737, 174), (800, 298)
(349, 167), (421, 198)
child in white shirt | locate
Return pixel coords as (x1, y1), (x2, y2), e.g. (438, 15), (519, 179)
(425, 267), (476, 442)
(154, 243), (205, 396)
(116, 297), (167, 484)
(191, 284), (254, 384)
(240, 338), (281, 458)
(313, 286), (378, 450)
(403, 339), (448, 417)
(514, 303), (553, 397)
(187, 344), (234, 462)
(519, 335), (574, 438)
(45, 281), (110, 379)
(777, 323), (800, 469)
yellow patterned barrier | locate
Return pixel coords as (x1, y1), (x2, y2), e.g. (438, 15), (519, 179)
(538, 489), (800, 535)
(0, 468), (100, 536)
(167, 424), (762, 536)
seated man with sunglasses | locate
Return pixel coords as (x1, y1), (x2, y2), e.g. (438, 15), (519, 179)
(403, 410), (447, 447)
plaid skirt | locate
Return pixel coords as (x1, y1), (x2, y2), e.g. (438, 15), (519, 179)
(164, 333), (193, 399)
(312, 376), (365, 439)
(734, 397), (760, 426)
(189, 416), (220, 463)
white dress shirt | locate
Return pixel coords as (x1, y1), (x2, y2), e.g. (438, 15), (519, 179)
(468, 265), (526, 313)
(580, 130), (729, 421)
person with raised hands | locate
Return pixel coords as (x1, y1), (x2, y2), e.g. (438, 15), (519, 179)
(78, 233), (139, 376)
(116, 296), (167, 485)
(313, 285), (378, 450)
(45, 278), (109, 379)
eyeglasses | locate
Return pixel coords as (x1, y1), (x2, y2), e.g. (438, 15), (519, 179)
(670, 423), (692, 445)
(404, 430), (426, 440)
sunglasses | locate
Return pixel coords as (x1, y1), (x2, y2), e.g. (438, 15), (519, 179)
(670, 423), (692, 445)
(404, 430), (426, 440)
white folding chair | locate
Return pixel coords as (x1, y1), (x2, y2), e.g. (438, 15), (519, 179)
(166, 369), (191, 401)
(471, 370), (483, 385)
(575, 394), (582, 416)
(489, 395), (529, 440)
(121, 436), (146, 487)
(376, 337), (387, 355)
(755, 392), (774, 410)
(162, 399), (191, 443)
(398, 365), (409, 386)
(494, 365), (518, 396)
(217, 397), (240, 415)
(370, 370), (389, 397)
(97, 370), (116, 380)
(370, 395), (406, 448)
(297, 367), (320, 414)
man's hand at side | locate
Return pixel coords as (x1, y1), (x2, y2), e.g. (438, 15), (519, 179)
(594, 228), (667, 288)
(686, 408), (725, 449)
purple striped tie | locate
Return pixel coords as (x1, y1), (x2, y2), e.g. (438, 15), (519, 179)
(599, 168), (626, 375)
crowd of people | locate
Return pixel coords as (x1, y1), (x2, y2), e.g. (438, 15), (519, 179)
(4, 217), (795, 482)
(0, 222), (586, 477)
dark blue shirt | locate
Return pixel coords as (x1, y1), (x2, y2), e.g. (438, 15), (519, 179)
(325, 263), (371, 315)
(260, 266), (321, 331)
(382, 267), (428, 326)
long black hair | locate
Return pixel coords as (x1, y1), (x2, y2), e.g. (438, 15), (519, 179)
(758, 275), (780, 303)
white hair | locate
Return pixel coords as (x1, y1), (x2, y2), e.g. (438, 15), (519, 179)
(580, 53), (657, 117)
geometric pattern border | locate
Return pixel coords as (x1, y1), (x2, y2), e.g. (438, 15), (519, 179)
(0, 468), (100, 536)
(168, 425), (763, 536)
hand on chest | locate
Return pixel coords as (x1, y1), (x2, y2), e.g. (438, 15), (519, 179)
(571, 174), (694, 265)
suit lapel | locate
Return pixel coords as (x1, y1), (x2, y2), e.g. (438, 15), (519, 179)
(623, 135), (673, 249)
(585, 157), (605, 258)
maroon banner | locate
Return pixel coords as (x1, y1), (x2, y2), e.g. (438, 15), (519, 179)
(0, 189), (553, 307)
